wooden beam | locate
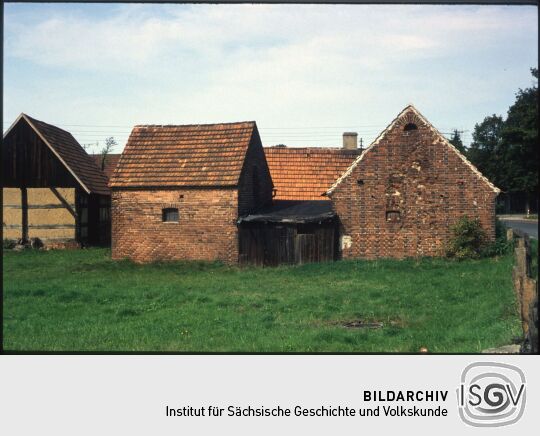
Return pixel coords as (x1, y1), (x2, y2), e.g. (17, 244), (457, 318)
(50, 187), (77, 218)
(21, 187), (28, 243)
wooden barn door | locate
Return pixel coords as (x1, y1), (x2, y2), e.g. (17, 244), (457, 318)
(294, 233), (316, 264)
(239, 223), (295, 266)
(239, 222), (337, 266)
(295, 224), (337, 264)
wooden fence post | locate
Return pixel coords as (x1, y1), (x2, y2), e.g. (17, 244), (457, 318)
(506, 228), (514, 242)
(511, 229), (538, 353)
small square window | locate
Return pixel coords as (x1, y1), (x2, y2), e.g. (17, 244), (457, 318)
(386, 211), (401, 223)
(162, 208), (179, 222)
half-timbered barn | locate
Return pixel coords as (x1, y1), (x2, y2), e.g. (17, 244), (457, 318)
(2, 114), (111, 247)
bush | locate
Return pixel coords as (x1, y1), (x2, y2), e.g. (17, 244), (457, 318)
(495, 217), (507, 239)
(481, 219), (514, 257)
(445, 216), (487, 259)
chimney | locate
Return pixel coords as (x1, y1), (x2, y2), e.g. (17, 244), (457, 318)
(342, 132), (358, 150)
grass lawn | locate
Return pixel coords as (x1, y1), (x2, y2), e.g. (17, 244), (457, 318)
(2, 248), (521, 352)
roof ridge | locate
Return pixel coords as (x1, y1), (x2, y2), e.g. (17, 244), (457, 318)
(326, 105), (500, 195)
(133, 121), (256, 128)
(264, 146), (359, 151)
(9, 114), (110, 195)
(22, 113), (78, 138)
(110, 121), (257, 188)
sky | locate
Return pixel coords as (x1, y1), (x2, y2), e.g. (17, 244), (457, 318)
(3, 3), (538, 154)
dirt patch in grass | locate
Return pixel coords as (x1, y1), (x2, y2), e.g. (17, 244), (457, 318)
(342, 320), (384, 329)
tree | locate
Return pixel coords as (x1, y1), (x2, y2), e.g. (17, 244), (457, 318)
(448, 129), (466, 154)
(467, 114), (506, 189)
(100, 137), (117, 170)
(500, 68), (538, 211)
(467, 68), (538, 213)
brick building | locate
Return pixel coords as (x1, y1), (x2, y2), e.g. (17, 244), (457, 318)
(327, 105), (500, 259)
(109, 105), (498, 264)
(109, 121), (273, 263)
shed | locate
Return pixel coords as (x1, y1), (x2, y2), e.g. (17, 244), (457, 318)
(2, 113), (111, 246)
(109, 121), (273, 263)
(238, 200), (338, 266)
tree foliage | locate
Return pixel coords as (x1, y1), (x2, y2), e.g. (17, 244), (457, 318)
(449, 129), (466, 154)
(467, 115), (505, 188)
(467, 69), (538, 202)
(500, 68), (538, 194)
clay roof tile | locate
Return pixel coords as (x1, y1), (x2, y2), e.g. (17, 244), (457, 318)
(110, 121), (256, 188)
(264, 146), (360, 201)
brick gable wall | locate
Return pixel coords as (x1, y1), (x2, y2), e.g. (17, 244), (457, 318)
(111, 129), (273, 264)
(111, 188), (239, 263)
(330, 113), (497, 259)
(238, 132), (274, 216)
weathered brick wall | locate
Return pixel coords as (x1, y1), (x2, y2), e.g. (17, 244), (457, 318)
(331, 112), (498, 259)
(238, 132), (274, 216)
(111, 188), (239, 263)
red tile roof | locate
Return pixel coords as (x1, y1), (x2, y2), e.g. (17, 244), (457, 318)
(21, 114), (110, 195)
(264, 146), (360, 201)
(90, 154), (121, 181)
(110, 122), (256, 188)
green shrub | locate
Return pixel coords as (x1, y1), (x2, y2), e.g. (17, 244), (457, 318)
(481, 219), (514, 257)
(445, 216), (487, 259)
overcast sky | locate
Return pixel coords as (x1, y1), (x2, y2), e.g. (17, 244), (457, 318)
(3, 3), (538, 153)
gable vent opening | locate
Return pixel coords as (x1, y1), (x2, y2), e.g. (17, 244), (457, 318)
(404, 123), (418, 131)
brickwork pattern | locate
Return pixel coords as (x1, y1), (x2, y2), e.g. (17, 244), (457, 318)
(111, 124), (273, 263)
(331, 109), (498, 259)
(111, 188), (239, 263)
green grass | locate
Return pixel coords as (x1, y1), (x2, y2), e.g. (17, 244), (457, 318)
(3, 248), (521, 352)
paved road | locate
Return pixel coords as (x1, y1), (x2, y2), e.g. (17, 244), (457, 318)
(499, 219), (538, 239)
